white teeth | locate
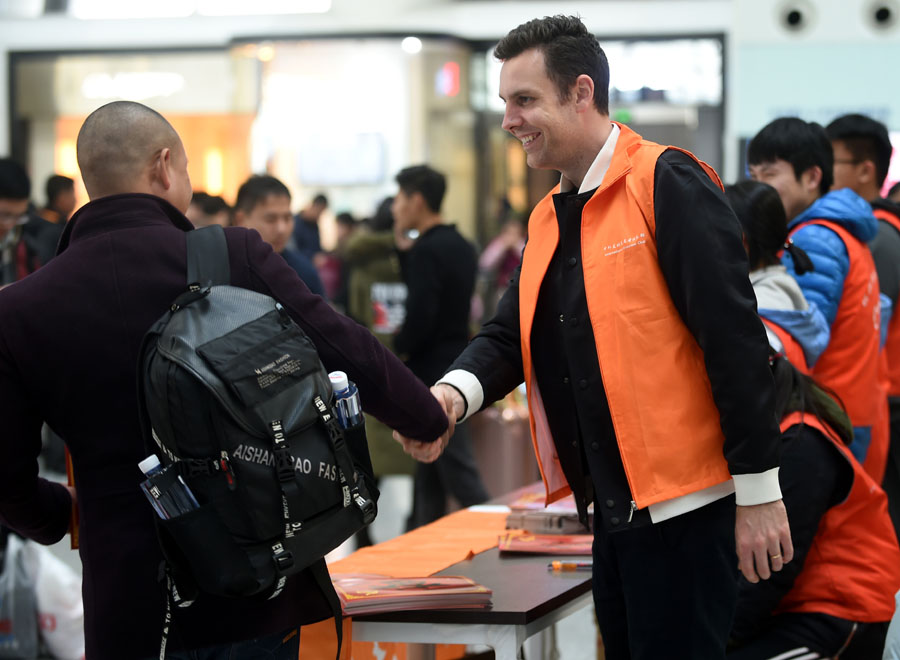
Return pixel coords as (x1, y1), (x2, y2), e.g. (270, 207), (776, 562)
(522, 134), (537, 145)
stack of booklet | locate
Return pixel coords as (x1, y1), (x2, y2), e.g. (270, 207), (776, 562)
(331, 573), (493, 615)
(504, 483), (592, 534)
(498, 532), (592, 555)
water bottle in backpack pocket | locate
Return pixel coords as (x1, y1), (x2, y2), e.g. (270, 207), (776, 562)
(136, 225), (378, 610)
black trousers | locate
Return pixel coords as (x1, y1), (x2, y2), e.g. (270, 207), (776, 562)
(406, 422), (490, 529)
(145, 627), (300, 660)
(592, 494), (738, 660)
(727, 612), (888, 660)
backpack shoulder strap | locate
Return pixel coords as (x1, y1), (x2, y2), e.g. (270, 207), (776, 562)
(186, 225), (231, 287)
(308, 558), (344, 660)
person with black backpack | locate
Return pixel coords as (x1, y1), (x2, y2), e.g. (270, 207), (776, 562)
(0, 100), (450, 660)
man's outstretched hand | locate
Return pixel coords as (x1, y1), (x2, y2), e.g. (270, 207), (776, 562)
(392, 384), (464, 463)
(736, 499), (793, 583)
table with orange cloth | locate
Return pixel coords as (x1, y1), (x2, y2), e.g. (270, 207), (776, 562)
(298, 506), (592, 660)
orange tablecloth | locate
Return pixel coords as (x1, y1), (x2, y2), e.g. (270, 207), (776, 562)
(299, 508), (520, 659)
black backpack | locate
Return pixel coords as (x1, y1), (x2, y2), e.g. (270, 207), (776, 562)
(137, 225), (376, 656)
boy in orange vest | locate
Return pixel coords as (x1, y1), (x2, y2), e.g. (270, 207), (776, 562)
(748, 119), (886, 482)
(825, 113), (900, 533)
(396, 15), (792, 660)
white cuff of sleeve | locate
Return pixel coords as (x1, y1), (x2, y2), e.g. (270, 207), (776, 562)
(436, 370), (484, 423)
(732, 467), (782, 506)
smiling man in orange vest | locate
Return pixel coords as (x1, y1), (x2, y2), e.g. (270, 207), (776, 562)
(394, 15), (792, 660)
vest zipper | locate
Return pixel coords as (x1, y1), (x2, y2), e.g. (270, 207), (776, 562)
(627, 500), (637, 524)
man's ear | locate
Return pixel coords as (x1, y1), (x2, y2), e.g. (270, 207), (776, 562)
(233, 209), (247, 227)
(801, 165), (823, 193)
(573, 74), (595, 112)
(411, 191), (427, 215)
(151, 147), (173, 191)
(859, 159), (877, 186)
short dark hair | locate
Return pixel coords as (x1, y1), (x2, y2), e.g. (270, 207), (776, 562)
(191, 191), (230, 216)
(725, 180), (790, 268)
(312, 193), (328, 207)
(825, 113), (894, 188)
(45, 174), (74, 205)
(336, 212), (356, 227)
(494, 15), (609, 114)
(0, 158), (31, 201)
(369, 196), (394, 232)
(234, 175), (290, 214)
(395, 165), (446, 214)
(748, 117), (833, 196)
(889, 181), (900, 199)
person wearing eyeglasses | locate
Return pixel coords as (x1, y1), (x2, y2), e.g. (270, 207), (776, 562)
(748, 118), (886, 483)
(825, 114), (900, 542)
(0, 158), (40, 287)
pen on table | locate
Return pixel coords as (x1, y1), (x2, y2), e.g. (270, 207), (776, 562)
(548, 560), (593, 572)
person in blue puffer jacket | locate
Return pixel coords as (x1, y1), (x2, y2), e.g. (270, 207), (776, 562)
(748, 117), (888, 480)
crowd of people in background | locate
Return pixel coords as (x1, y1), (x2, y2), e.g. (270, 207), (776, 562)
(2, 13), (900, 658)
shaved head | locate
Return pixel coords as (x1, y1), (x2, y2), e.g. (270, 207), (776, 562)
(77, 101), (191, 211)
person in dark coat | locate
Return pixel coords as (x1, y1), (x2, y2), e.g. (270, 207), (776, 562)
(0, 158), (40, 286)
(390, 165), (490, 528)
(233, 174), (325, 297)
(0, 100), (449, 660)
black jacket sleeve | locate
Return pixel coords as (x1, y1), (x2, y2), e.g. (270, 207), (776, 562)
(730, 424), (851, 644)
(654, 150), (781, 477)
(0, 330), (72, 545)
(445, 261), (525, 409)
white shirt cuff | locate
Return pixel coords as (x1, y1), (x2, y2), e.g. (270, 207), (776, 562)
(732, 467), (782, 506)
(436, 370), (484, 422)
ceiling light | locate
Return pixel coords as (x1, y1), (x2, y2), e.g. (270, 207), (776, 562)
(401, 37), (423, 55)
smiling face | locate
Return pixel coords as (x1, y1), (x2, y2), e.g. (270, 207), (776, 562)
(499, 48), (584, 178)
(748, 158), (820, 221)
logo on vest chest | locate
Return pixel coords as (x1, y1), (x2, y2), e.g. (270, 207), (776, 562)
(603, 232), (647, 257)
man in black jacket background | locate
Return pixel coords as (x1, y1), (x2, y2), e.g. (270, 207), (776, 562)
(391, 165), (490, 528)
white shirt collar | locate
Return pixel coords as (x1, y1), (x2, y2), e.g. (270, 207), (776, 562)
(559, 122), (620, 194)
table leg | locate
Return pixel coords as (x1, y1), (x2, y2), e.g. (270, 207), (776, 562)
(483, 624), (526, 660)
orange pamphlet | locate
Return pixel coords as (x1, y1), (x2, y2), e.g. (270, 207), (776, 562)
(497, 532), (592, 555)
(332, 573), (492, 616)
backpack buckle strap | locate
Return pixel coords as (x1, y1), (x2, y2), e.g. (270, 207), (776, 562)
(314, 399), (365, 508)
(316, 402), (346, 450)
(272, 542), (294, 571)
(273, 446), (294, 483)
(268, 419), (296, 483)
(354, 493), (376, 524)
(179, 458), (218, 477)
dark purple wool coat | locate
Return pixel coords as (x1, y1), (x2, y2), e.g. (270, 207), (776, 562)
(0, 194), (447, 659)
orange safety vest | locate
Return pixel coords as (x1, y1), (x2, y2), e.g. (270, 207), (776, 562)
(519, 123), (734, 508)
(789, 219), (887, 482)
(874, 206), (900, 396)
(775, 412), (900, 622)
(761, 317), (809, 374)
